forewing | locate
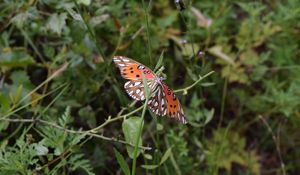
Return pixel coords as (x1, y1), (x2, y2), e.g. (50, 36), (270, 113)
(162, 83), (187, 124)
(113, 56), (155, 81)
(147, 84), (168, 116)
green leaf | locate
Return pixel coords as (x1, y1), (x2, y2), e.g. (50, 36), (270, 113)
(77, 0), (91, 6)
(11, 11), (33, 28)
(0, 93), (10, 115)
(0, 49), (35, 67)
(208, 45), (235, 65)
(122, 117), (143, 159)
(0, 120), (9, 133)
(10, 70), (32, 88)
(142, 72), (149, 98)
(141, 148), (172, 170)
(9, 85), (23, 105)
(154, 50), (164, 72)
(181, 43), (199, 57)
(200, 82), (216, 87)
(156, 123), (164, 131)
(68, 154), (95, 175)
(113, 148), (130, 175)
(204, 108), (214, 125)
(35, 142), (49, 156)
(46, 13), (67, 35)
(143, 153), (153, 160)
(141, 164), (159, 170)
(15, 85), (23, 104)
(159, 147), (172, 165)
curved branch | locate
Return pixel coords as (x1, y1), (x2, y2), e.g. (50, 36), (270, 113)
(174, 71), (214, 93)
(0, 117), (151, 150)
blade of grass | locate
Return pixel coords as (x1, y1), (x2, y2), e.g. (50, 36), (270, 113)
(2, 83), (68, 119)
(72, 0), (105, 60)
(131, 72), (150, 175)
(153, 50), (165, 72)
(177, 3), (196, 59)
(164, 136), (182, 175)
(218, 77), (228, 128)
(20, 29), (46, 63)
(114, 147), (131, 175)
(141, 0), (153, 65)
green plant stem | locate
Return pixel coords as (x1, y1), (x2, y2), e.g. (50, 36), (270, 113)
(179, 9), (196, 58)
(0, 117), (151, 151)
(73, 0), (105, 59)
(218, 77), (228, 128)
(18, 63), (69, 106)
(258, 115), (286, 175)
(174, 71), (214, 93)
(90, 105), (143, 133)
(142, 0), (152, 65)
(111, 28), (125, 58)
(2, 83), (68, 119)
(24, 84), (70, 137)
(20, 29), (46, 64)
(42, 136), (92, 172)
(6, 62), (69, 118)
(131, 73), (151, 175)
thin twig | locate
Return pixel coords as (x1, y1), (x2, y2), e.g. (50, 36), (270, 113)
(0, 117), (151, 150)
(258, 115), (286, 175)
(2, 83), (68, 119)
(174, 71), (214, 93)
(89, 104), (143, 133)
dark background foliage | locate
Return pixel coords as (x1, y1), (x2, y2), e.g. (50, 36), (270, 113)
(0, 0), (300, 174)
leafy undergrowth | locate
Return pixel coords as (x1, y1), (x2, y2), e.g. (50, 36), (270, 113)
(1, 0), (300, 174)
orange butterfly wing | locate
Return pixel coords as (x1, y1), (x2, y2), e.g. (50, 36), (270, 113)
(148, 83), (187, 124)
(162, 83), (187, 124)
(113, 56), (155, 80)
(113, 56), (187, 124)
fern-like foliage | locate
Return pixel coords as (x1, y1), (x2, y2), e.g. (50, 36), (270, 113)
(0, 107), (93, 174)
(0, 133), (39, 174)
(68, 153), (95, 175)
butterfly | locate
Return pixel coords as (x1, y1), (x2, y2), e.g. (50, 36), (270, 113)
(113, 56), (187, 124)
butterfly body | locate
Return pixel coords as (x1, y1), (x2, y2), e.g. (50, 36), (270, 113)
(113, 56), (187, 124)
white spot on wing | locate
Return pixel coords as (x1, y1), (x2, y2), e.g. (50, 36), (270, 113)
(154, 102), (158, 106)
(134, 82), (141, 86)
(136, 89), (140, 94)
(125, 82), (130, 87)
(163, 109), (167, 115)
(118, 64), (125, 67)
(139, 91), (144, 96)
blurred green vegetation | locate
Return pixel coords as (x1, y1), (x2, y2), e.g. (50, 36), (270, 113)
(1, 0), (300, 174)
